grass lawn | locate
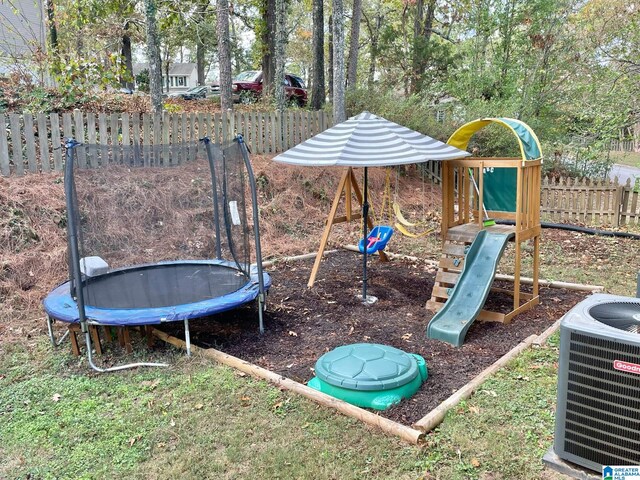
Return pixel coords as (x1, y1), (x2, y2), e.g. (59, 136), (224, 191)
(1, 333), (568, 480)
(2, 167), (639, 479)
(610, 150), (640, 168)
(4, 227), (639, 479)
(3, 228), (640, 479)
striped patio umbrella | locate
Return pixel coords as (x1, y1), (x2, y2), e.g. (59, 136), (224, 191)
(273, 111), (470, 301)
(273, 111), (469, 166)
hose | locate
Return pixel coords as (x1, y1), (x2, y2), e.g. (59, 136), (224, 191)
(494, 219), (640, 240)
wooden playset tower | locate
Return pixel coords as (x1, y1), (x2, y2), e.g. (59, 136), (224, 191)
(427, 118), (543, 324)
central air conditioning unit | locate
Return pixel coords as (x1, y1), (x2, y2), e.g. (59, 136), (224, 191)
(554, 294), (640, 472)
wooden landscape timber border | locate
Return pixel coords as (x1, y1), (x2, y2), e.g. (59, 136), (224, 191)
(151, 328), (426, 444)
(149, 308), (570, 444)
(144, 248), (602, 444)
(0, 109), (333, 177)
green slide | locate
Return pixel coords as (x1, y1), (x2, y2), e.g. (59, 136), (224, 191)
(427, 230), (513, 347)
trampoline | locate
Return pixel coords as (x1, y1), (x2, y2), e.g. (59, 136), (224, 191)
(44, 260), (271, 325)
(44, 136), (270, 372)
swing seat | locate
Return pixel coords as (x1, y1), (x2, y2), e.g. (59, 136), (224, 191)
(358, 226), (394, 254)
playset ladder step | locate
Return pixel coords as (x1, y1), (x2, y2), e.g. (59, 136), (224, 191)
(427, 235), (471, 308)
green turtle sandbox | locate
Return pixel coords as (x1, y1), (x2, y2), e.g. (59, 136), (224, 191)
(308, 343), (428, 410)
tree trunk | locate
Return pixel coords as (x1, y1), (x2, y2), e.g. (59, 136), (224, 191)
(261, 0), (276, 98)
(144, 0), (163, 113)
(332, 0), (346, 123)
(196, 43), (205, 85)
(367, 12), (382, 88)
(411, 0), (435, 94)
(121, 24), (134, 89)
(346, 0), (362, 89)
(196, 0), (208, 85)
(498, 0), (517, 97)
(217, 0), (233, 111)
(164, 48), (171, 91)
(274, 0), (287, 112)
(328, 14), (334, 102)
(411, 0), (423, 91)
(368, 35), (378, 88)
(310, 0), (325, 110)
(45, 0), (58, 65)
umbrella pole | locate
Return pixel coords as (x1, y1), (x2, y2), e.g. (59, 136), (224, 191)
(362, 167), (369, 301)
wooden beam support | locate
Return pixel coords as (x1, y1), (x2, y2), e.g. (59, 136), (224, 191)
(307, 167), (388, 288)
(307, 169), (352, 287)
(448, 158), (542, 168)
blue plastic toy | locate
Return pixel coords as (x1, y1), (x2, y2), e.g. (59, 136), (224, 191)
(358, 225), (394, 254)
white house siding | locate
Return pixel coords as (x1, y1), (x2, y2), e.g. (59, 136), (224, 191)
(0, 0), (46, 78)
(133, 62), (199, 93)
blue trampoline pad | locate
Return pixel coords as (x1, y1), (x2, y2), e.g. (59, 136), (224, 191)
(43, 259), (271, 326)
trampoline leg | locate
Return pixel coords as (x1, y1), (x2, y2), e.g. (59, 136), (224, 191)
(184, 319), (192, 357)
(84, 326), (168, 373)
(258, 294), (265, 334)
(46, 315), (70, 348)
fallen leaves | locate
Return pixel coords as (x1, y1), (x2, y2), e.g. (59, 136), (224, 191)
(52, 393), (61, 402)
(141, 379), (160, 390)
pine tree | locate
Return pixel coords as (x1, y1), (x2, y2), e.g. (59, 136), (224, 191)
(217, 0), (233, 111)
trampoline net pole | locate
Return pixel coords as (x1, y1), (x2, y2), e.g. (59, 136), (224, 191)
(236, 135), (267, 334)
(203, 137), (223, 260)
(66, 140), (168, 372)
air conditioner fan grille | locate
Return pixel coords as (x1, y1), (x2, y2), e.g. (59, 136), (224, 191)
(588, 302), (640, 334)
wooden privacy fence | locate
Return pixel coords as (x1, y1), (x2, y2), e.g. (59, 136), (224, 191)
(2, 112), (639, 228)
(610, 139), (638, 153)
(0, 109), (333, 176)
(541, 176), (640, 226)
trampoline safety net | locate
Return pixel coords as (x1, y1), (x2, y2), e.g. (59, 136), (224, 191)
(65, 139), (260, 309)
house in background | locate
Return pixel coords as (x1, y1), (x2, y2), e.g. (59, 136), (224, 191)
(0, 0), (47, 81)
(133, 62), (199, 94)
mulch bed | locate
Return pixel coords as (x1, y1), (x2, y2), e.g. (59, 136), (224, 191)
(160, 250), (588, 425)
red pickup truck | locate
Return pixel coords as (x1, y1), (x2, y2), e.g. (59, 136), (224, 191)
(213, 70), (308, 107)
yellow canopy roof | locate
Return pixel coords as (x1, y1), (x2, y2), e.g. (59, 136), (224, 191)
(447, 117), (542, 161)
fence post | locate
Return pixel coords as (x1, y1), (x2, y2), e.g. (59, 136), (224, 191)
(50, 113), (63, 171)
(86, 112), (97, 168)
(0, 114), (9, 176)
(615, 180), (623, 227)
(37, 113), (51, 172)
(73, 110), (86, 168)
(10, 114), (24, 175)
